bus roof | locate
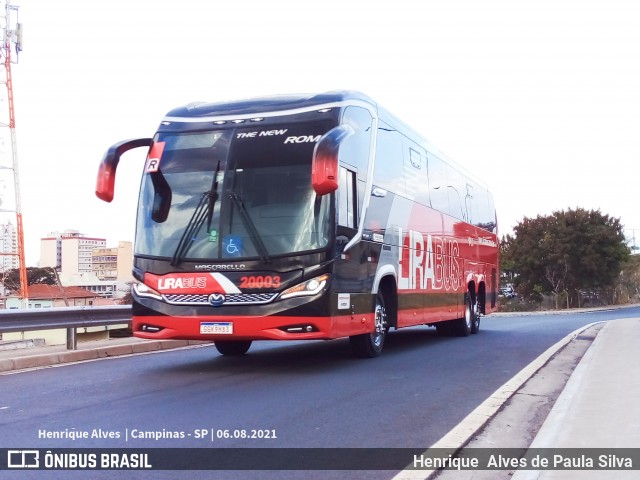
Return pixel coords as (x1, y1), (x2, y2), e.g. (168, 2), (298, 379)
(162, 89), (491, 193)
(164, 90), (378, 118)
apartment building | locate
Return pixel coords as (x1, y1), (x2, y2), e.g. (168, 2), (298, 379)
(0, 221), (19, 272)
(40, 230), (106, 276)
(39, 231), (133, 299)
(92, 241), (133, 282)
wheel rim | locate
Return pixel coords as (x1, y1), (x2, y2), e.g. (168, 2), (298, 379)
(372, 300), (387, 349)
(465, 302), (473, 330)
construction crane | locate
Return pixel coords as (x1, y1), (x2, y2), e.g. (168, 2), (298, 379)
(0, 0), (26, 306)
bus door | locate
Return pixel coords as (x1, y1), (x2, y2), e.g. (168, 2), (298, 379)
(334, 107), (374, 295)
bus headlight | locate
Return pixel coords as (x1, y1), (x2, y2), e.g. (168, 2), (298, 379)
(278, 274), (329, 300)
(133, 282), (163, 301)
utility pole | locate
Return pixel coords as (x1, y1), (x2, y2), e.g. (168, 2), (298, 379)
(0, 0), (26, 306)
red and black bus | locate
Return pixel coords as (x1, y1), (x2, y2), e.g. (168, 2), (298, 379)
(96, 91), (499, 357)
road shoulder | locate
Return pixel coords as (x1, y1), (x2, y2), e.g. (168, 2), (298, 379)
(433, 323), (603, 480)
(0, 337), (209, 373)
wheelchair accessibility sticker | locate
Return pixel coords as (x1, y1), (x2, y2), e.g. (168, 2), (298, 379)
(223, 236), (243, 257)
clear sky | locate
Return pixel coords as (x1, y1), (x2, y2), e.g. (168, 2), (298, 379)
(1, 0), (638, 266)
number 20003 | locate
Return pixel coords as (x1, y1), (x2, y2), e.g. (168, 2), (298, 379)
(239, 276), (281, 289)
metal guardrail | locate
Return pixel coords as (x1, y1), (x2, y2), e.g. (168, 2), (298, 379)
(0, 305), (132, 350)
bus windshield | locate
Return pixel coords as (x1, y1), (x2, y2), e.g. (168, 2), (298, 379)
(135, 121), (334, 262)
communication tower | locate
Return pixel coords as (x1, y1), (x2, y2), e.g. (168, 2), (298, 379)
(0, 0), (26, 305)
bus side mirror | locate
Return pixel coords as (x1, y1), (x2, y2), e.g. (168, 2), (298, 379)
(311, 125), (354, 196)
(96, 138), (153, 202)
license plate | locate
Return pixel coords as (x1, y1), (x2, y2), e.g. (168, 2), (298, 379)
(200, 322), (233, 335)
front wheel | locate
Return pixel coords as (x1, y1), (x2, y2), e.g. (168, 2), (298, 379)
(214, 340), (252, 356)
(350, 292), (388, 358)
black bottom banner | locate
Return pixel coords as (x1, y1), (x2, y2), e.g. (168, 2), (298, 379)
(2, 448), (639, 471)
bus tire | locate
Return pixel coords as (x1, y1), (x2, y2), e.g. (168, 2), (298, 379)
(453, 294), (474, 337)
(350, 291), (388, 358)
(470, 298), (481, 334)
(214, 340), (252, 356)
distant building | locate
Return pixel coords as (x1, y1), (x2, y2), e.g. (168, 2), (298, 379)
(0, 221), (18, 272)
(55, 272), (116, 298)
(39, 230), (133, 299)
(40, 229), (106, 277)
(0, 222), (19, 300)
(92, 241), (133, 282)
(5, 284), (106, 309)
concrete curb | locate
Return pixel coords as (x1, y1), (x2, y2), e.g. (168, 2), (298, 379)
(0, 340), (207, 373)
(492, 303), (640, 317)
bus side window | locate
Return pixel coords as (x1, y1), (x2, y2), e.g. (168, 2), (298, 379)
(340, 107), (373, 222)
(427, 153), (449, 214)
(465, 183), (474, 225)
(338, 166), (357, 230)
(446, 168), (466, 221)
(339, 106), (372, 175)
(405, 143), (429, 206)
(372, 125), (405, 197)
(473, 188), (497, 233)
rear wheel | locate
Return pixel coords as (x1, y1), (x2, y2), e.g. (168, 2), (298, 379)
(214, 340), (252, 356)
(452, 294), (475, 337)
(350, 291), (388, 358)
(470, 299), (481, 334)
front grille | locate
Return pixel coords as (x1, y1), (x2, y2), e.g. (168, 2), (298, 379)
(163, 292), (278, 306)
(164, 294), (209, 304)
(224, 293), (277, 304)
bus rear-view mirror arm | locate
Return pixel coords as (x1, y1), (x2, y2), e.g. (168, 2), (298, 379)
(96, 138), (153, 202)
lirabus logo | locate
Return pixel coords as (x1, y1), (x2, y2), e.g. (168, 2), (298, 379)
(398, 228), (461, 291)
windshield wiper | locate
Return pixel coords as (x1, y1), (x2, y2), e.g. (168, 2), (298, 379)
(171, 162), (220, 266)
(228, 192), (270, 264)
(206, 161), (221, 232)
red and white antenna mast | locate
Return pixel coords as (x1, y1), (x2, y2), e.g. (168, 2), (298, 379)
(0, 0), (26, 306)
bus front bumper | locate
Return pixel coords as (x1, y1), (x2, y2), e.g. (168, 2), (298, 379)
(132, 313), (374, 342)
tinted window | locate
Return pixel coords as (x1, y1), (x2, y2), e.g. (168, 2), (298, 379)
(404, 143), (430, 206)
(427, 153), (449, 213)
(340, 107), (373, 221)
(135, 122), (334, 260)
(339, 106), (373, 177)
(338, 166), (357, 229)
(446, 168), (466, 221)
(471, 186), (497, 233)
(372, 124), (405, 195)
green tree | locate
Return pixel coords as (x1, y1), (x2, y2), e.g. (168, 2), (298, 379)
(617, 254), (640, 303)
(504, 208), (630, 308)
(1, 267), (58, 293)
(499, 234), (516, 278)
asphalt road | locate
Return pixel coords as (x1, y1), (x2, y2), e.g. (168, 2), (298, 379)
(2, 306), (639, 479)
